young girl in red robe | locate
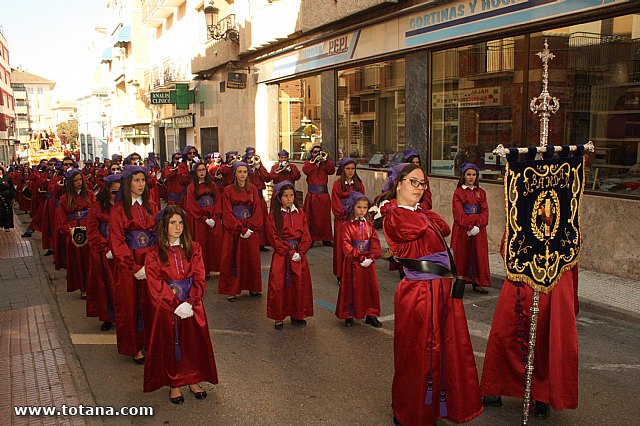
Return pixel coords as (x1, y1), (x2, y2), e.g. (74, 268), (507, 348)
(144, 205), (218, 404)
(376, 163), (483, 426)
(184, 162), (222, 275)
(56, 168), (96, 297)
(451, 162), (491, 294)
(331, 157), (365, 283)
(266, 180), (314, 330)
(219, 162), (264, 301)
(109, 165), (159, 364)
(86, 174), (121, 331)
(336, 192), (382, 328)
(302, 145), (336, 246)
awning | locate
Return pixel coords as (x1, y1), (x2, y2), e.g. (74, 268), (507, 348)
(101, 47), (113, 63)
(114, 25), (131, 47)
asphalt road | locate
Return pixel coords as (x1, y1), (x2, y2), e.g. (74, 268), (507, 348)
(44, 243), (640, 425)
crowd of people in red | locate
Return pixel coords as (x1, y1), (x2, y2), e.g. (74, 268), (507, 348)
(1, 146), (579, 424)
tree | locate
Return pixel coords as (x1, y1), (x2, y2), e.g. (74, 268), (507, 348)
(57, 119), (79, 150)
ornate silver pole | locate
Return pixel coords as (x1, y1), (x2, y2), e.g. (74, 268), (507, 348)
(521, 38), (558, 426)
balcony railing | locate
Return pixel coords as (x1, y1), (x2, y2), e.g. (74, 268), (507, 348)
(146, 58), (191, 89)
(207, 14), (239, 43)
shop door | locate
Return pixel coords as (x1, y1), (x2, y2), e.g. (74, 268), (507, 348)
(200, 127), (219, 155)
(178, 128), (187, 152)
(158, 127), (167, 164)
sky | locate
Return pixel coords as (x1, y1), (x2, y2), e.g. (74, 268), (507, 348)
(1, 0), (106, 103)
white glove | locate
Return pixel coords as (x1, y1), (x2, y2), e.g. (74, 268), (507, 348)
(467, 226), (480, 237)
(291, 252), (301, 262)
(156, 171), (161, 179)
(134, 266), (146, 280)
(178, 158), (183, 163)
(174, 302), (193, 319)
(360, 258), (374, 268)
(105, 250), (113, 260)
(241, 229), (254, 239)
(205, 218), (216, 228)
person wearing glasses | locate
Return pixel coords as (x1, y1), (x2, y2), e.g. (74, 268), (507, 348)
(451, 163), (491, 294)
(330, 157), (365, 283)
(86, 174), (122, 332)
(375, 163), (483, 426)
(302, 145), (335, 247)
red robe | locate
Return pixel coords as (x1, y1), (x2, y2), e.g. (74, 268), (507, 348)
(16, 173), (31, 213)
(382, 200), (483, 425)
(266, 207), (314, 321)
(109, 200), (159, 356)
(269, 162), (301, 186)
(57, 191), (96, 293)
(219, 184), (264, 295)
(143, 243), (218, 392)
(28, 170), (49, 231)
(336, 218), (381, 319)
(480, 239), (579, 410)
(249, 163), (271, 246)
(184, 182), (222, 273)
(46, 176), (66, 270)
(330, 180), (365, 278)
(219, 164), (235, 188)
(302, 159), (335, 241)
(86, 201), (116, 322)
(450, 186), (491, 287)
(147, 167), (161, 207)
(163, 165), (184, 206)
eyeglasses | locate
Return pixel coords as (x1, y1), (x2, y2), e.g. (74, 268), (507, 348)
(110, 168), (120, 172)
(63, 163), (73, 167)
(402, 178), (428, 190)
(311, 150), (321, 154)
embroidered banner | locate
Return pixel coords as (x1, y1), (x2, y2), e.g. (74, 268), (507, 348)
(503, 146), (585, 293)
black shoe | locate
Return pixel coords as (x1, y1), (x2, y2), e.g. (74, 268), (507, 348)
(259, 245), (270, 252)
(249, 291), (262, 297)
(100, 321), (112, 332)
(365, 316), (383, 328)
(393, 416), (401, 425)
(170, 391), (184, 405)
(482, 396), (503, 407)
(274, 321), (284, 330)
(43, 249), (53, 256)
(322, 241), (333, 247)
(21, 229), (33, 238)
(189, 385), (207, 400)
(532, 401), (550, 418)
(345, 318), (354, 327)
(227, 296), (237, 302)
(133, 355), (145, 365)
(473, 285), (489, 294)
(337, 277), (341, 286)
(291, 318), (307, 326)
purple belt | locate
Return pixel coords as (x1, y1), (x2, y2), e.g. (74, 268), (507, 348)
(308, 184), (328, 194)
(46, 193), (54, 199)
(197, 195), (215, 208)
(67, 209), (89, 221)
(232, 205), (253, 220)
(403, 252), (451, 281)
(98, 222), (109, 239)
(124, 230), (156, 249)
(351, 239), (370, 253)
(463, 204), (480, 214)
(286, 238), (300, 250)
(167, 277), (193, 302)
(167, 191), (183, 202)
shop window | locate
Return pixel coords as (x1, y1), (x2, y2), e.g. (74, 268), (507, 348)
(337, 58), (405, 167)
(278, 74), (322, 161)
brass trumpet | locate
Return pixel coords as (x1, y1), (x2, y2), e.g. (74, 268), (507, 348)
(229, 154), (243, 164)
(310, 151), (328, 164)
(275, 160), (290, 174)
(248, 155), (261, 167)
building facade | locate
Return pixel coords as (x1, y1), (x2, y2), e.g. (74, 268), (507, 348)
(189, 0), (640, 279)
(0, 27), (16, 164)
(10, 69), (56, 135)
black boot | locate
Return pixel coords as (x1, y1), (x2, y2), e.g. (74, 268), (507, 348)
(21, 228), (34, 238)
(43, 249), (53, 256)
(365, 316), (383, 328)
(532, 401), (550, 418)
(482, 395), (503, 407)
(322, 241), (333, 247)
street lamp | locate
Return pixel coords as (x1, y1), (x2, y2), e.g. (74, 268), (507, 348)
(204, 3), (239, 43)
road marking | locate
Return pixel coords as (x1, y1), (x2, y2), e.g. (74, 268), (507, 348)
(313, 299), (336, 312)
(70, 333), (117, 345)
(210, 328), (254, 336)
(474, 351), (485, 358)
(378, 314), (395, 322)
(585, 364), (640, 371)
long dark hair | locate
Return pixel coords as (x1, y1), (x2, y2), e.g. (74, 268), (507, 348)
(374, 163), (423, 205)
(272, 183), (297, 240)
(157, 205), (193, 266)
(340, 160), (362, 192)
(192, 162), (217, 199)
(457, 168), (480, 188)
(122, 172), (152, 219)
(233, 165), (250, 193)
(96, 180), (119, 213)
(66, 172), (89, 211)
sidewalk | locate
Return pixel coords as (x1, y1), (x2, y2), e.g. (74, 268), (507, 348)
(1, 214), (97, 426)
(376, 230), (640, 323)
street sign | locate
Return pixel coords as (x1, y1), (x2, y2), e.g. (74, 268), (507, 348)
(227, 72), (247, 89)
(150, 91), (171, 104)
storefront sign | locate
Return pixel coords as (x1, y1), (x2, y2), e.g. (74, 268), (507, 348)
(432, 86), (501, 109)
(151, 91), (172, 104)
(121, 126), (150, 138)
(172, 114), (194, 129)
(227, 72), (247, 89)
